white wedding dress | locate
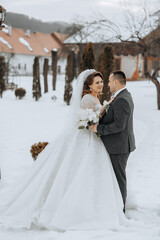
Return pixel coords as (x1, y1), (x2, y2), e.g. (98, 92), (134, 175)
(0, 70), (126, 231)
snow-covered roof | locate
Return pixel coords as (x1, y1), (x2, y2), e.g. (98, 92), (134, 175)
(44, 47), (49, 53)
(0, 36), (12, 49)
(0, 26), (68, 56)
(19, 37), (33, 52)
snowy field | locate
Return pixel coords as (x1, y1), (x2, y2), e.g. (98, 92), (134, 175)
(0, 75), (160, 240)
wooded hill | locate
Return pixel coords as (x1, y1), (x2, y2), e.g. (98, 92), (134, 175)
(5, 12), (71, 34)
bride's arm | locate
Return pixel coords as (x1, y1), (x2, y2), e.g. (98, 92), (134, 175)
(80, 94), (94, 110)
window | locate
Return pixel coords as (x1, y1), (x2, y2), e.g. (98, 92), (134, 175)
(18, 64), (21, 70)
(24, 64), (27, 70)
(57, 65), (61, 74)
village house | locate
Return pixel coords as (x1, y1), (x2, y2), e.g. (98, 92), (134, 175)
(1, 24), (160, 82)
(59, 22), (160, 81)
(0, 25), (68, 80)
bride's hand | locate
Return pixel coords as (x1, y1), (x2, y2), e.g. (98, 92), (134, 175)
(90, 124), (97, 132)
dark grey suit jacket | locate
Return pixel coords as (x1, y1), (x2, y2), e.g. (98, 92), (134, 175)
(97, 89), (136, 154)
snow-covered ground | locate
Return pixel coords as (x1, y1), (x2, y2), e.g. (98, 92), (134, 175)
(0, 75), (160, 239)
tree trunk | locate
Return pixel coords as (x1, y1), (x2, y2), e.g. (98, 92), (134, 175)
(0, 56), (6, 98)
(64, 51), (74, 105)
(151, 77), (160, 110)
(6, 62), (9, 84)
(143, 53), (148, 78)
(52, 50), (58, 91)
(43, 58), (48, 93)
(157, 85), (160, 110)
(32, 57), (41, 101)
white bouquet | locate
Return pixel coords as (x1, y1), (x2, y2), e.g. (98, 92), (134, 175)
(77, 108), (100, 130)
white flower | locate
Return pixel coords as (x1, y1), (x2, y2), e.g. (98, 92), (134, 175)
(80, 115), (87, 121)
(78, 120), (88, 128)
(93, 117), (99, 123)
(87, 109), (93, 114)
(103, 100), (109, 107)
(88, 116), (92, 121)
(96, 110), (100, 115)
(78, 108), (100, 129)
(82, 121), (88, 127)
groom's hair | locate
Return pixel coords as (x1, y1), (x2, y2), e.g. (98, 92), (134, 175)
(111, 71), (126, 85)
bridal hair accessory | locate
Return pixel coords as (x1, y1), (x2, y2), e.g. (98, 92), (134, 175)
(76, 69), (96, 86)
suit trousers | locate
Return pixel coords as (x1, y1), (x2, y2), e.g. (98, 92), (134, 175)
(109, 153), (130, 210)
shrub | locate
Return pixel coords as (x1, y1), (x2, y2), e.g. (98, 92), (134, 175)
(80, 42), (95, 73)
(0, 56), (6, 98)
(30, 142), (48, 160)
(64, 51), (74, 105)
(32, 56), (41, 101)
(97, 45), (115, 103)
(15, 88), (26, 99)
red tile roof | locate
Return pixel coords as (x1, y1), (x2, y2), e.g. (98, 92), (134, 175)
(0, 27), (67, 56)
(54, 32), (69, 43)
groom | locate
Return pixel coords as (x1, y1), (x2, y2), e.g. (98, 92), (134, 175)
(90, 70), (136, 213)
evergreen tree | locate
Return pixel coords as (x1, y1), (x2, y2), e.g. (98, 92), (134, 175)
(64, 51), (74, 105)
(97, 45), (115, 103)
(80, 42), (95, 72)
(32, 57), (41, 101)
(43, 58), (49, 93)
(0, 56), (6, 98)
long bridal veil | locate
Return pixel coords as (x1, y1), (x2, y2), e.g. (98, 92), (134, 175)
(0, 69), (97, 215)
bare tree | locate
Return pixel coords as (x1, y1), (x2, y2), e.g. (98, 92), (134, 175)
(116, 0), (160, 109)
(66, 14), (120, 44)
(66, 3), (160, 108)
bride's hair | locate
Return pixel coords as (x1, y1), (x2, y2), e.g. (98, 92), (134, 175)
(82, 71), (103, 97)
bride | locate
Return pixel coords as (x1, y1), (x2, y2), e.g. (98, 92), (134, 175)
(0, 69), (126, 231)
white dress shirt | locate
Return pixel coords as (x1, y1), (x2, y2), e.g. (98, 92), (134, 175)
(113, 86), (127, 98)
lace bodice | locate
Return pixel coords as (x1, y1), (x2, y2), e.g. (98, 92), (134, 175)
(80, 94), (102, 112)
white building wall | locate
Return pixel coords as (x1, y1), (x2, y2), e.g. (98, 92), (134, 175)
(13, 54), (35, 75)
(121, 55), (137, 79)
(0, 53), (52, 76)
(138, 54), (144, 77)
(57, 58), (67, 74)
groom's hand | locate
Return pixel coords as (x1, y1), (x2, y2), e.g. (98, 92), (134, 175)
(90, 124), (98, 132)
